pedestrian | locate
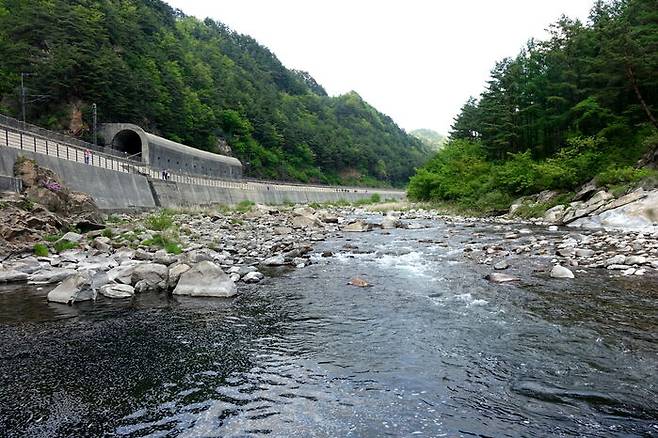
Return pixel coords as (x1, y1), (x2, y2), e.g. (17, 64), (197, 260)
(83, 149), (90, 165)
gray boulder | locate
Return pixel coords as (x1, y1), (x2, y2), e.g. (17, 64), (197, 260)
(550, 265), (574, 279)
(28, 268), (76, 284)
(242, 271), (264, 283)
(0, 269), (29, 283)
(167, 263), (191, 289)
(485, 273), (520, 283)
(343, 220), (373, 232)
(173, 261), (237, 298)
(261, 255), (286, 266)
(100, 283), (135, 299)
(131, 263), (169, 293)
(47, 272), (96, 304)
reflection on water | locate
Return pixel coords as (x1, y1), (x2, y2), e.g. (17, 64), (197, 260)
(0, 218), (657, 437)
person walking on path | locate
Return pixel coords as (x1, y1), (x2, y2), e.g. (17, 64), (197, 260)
(83, 149), (91, 165)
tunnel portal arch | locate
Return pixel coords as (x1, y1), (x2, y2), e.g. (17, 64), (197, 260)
(112, 129), (143, 157)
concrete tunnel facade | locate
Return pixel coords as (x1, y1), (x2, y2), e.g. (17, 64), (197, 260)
(100, 123), (243, 179)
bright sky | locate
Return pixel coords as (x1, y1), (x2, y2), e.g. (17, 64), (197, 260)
(165, 0), (593, 135)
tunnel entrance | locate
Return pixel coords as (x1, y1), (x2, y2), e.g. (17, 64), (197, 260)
(112, 129), (143, 158)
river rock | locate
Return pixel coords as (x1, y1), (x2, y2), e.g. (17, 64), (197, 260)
(625, 255), (647, 265)
(28, 268), (76, 284)
(100, 283), (135, 299)
(242, 271), (264, 283)
(131, 263), (169, 293)
(167, 263), (191, 289)
(550, 265), (574, 279)
(348, 278), (372, 287)
(261, 255), (286, 266)
(574, 248), (595, 258)
(291, 214), (323, 229)
(494, 260), (510, 270)
(93, 236), (112, 252)
(173, 261), (237, 298)
(544, 205), (566, 223)
(605, 255), (626, 266)
(58, 231), (83, 244)
(485, 273), (520, 283)
(0, 269), (29, 283)
(343, 220), (373, 232)
(47, 272), (96, 304)
(381, 215), (401, 230)
(107, 264), (138, 284)
(6, 257), (43, 274)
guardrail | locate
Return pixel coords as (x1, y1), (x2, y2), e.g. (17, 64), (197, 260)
(0, 116), (405, 196)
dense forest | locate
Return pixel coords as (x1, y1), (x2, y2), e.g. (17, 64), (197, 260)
(409, 0), (658, 212)
(0, 0), (430, 186)
(410, 129), (447, 151)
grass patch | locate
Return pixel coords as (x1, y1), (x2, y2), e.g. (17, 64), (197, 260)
(101, 228), (114, 238)
(145, 211), (174, 231)
(142, 233), (182, 254)
(54, 240), (78, 253)
(45, 233), (63, 242)
(33, 243), (49, 257)
(235, 200), (255, 213)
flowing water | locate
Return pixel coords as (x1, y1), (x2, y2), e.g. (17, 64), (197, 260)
(1, 217), (657, 437)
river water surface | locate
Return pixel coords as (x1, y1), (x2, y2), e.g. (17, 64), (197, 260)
(0, 217), (657, 437)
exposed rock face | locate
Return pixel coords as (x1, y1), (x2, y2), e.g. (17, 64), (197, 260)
(14, 158), (103, 226)
(571, 190), (656, 230)
(173, 261), (237, 297)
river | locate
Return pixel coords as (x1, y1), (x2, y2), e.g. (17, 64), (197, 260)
(0, 216), (657, 437)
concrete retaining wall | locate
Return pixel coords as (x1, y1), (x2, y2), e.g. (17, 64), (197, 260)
(0, 148), (156, 210)
(150, 180), (404, 208)
(0, 149), (406, 211)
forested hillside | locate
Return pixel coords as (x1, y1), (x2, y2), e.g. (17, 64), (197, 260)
(410, 129), (447, 150)
(0, 0), (429, 185)
(409, 0), (658, 211)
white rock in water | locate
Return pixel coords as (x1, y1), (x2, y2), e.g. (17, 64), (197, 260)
(343, 220), (373, 232)
(625, 255), (647, 265)
(547, 225), (559, 232)
(100, 283), (135, 299)
(242, 271), (264, 283)
(173, 261), (237, 298)
(485, 273), (520, 283)
(261, 255), (286, 266)
(47, 272), (96, 304)
(550, 265), (575, 279)
(605, 255), (626, 266)
(622, 268), (636, 276)
(493, 260), (510, 270)
(0, 269), (29, 283)
(28, 268), (76, 284)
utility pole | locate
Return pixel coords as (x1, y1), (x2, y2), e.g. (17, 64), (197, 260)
(92, 103), (97, 146)
(20, 73), (26, 123)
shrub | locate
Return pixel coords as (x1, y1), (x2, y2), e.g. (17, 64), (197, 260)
(143, 233), (182, 254)
(235, 200), (255, 213)
(45, 233), (62, 242)
(101, 228), (114, 238)
(54, 240), (78, 253)
(595, 166), (652, 187)
(33, 243), (49, 257)
(146, 211), (174, 231)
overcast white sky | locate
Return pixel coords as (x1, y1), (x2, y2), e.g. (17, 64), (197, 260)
(165, 0), (593, 135)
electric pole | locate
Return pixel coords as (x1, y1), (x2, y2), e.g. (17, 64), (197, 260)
(20, 73), (26, 123)
(92, 103), (97, 146)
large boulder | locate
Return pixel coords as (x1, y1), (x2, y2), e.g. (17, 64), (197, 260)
(28, 268), (76, 284)
(550, 265), (574, 279)
(343, 220), (373, 232)
(173, 261), (237, 298)
(47, 272), (96, 304)
(100, 283), (135, 299)
(130, 263), (169, 293)
(0, 269), (29, 283)
(543, 205), (566, 223)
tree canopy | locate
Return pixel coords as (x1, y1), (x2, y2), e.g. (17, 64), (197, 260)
(0, 0), (430, 185)
(409, 0), (658, 212)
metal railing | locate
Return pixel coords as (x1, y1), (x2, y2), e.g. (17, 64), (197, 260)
(0, 116), (405, 196)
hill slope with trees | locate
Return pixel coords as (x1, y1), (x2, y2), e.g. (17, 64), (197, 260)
(0, 0), (429, 186)
(409, 0), (657, 212)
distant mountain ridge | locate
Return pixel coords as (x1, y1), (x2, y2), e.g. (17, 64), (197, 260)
(410, 129), (447, 150)
(0, 0), (431, 186)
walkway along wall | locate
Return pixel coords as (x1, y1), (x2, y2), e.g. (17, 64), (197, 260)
(0, 123), (405, 210)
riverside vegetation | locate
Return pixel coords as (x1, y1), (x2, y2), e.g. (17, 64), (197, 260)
(408, 0), (658, 215)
